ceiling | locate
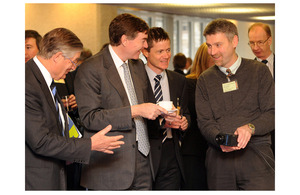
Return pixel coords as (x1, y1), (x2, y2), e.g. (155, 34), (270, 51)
(111, 3), (275, 24)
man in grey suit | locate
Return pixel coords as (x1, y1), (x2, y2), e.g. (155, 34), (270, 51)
(25, 28), (125, 190)
(74, 13), (167, 190)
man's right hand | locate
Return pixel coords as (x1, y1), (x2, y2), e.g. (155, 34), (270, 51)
(131, 103), (168, 120)
(91, 125), (125, 154)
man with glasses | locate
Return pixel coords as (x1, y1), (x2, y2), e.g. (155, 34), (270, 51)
(248, 22), (275, 78)
(248, 22), (275, 156)
(25, 28), (125, 190)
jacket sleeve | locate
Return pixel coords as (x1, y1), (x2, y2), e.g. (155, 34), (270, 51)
(25, 80), (91, 164)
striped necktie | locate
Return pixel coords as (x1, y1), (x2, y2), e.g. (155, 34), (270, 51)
(154, 75), (163, 103)
(50, 81), (64, 136)
(122, 63), (150, 156)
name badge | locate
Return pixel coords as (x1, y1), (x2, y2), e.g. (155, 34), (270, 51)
(222, 80), (239, 93)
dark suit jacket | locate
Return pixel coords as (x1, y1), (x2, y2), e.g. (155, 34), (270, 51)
(146, 69), (190, 182)
(25, 59), (91, 190)
(74, 47), (150, 190)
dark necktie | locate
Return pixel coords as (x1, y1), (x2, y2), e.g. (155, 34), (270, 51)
(50, 81), (64, 136)
(154, 75), (163, 103)
(262, 60), (268, 64)
(122, 63), (150, 156)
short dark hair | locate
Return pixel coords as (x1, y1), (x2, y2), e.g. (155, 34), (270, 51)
(39, 28), (83, 59)
(25, 30), (42, 50)
(173, 53), (187, 69)
(109, 13), (149, 46)
(146, 27), (170, 51)
(204, 18), (238, 41)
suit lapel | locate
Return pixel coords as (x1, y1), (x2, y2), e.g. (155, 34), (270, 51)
(29, 60), (66, 136)
(29, 61), (58, 116)
(103, 48), (130, 107)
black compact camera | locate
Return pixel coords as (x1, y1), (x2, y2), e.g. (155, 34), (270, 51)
(215, 133), (238, 146)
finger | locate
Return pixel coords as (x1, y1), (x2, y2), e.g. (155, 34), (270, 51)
(157, 106), (168, 115)
(106, 145), (121, 150)
(100, 125), (112, 135)
(110, 135), (124, 142)
(102, 150), (114, 154)
(110, 140), (125, 146)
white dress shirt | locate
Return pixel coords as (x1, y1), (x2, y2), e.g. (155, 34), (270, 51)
(257, 53), (274, 77)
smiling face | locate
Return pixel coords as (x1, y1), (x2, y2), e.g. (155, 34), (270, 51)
(205, 32), (238, 69)
(124, 31), (148, 60)
(142, 39), (171, 74)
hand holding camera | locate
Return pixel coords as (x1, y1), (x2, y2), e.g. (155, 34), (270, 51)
(216, 124), (254, 152)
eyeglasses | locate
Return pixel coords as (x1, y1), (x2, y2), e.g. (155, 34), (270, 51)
(67, 57), (78, 67)
(248, 37), (270, 48)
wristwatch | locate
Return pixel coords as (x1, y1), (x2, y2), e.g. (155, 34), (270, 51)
(248, 123), (255, 135)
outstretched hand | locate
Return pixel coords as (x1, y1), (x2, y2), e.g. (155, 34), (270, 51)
(91, 125), (125, 154)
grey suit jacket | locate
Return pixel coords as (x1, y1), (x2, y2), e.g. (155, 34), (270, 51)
(25, 59), (91, 190)
(74, 46), (150, 190)
(146, 69), (190, 182)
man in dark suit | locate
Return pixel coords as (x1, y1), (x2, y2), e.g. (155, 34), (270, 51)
(74, 14), (167, 190)
(25, 28), (125, 190)
(248, 22), (275, 155)
(142, 27), (190, 190)
(248, 22), (275, 79)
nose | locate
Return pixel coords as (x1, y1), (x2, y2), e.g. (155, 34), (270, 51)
(252, 44), (260, 50)
(209, 46), (216, 56)
(143, 41), (148, 49)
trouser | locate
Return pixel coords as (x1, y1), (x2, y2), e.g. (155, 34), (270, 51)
(127, 142), (152, 190)
(206, 144), (275, 190)
(153, 138), (181, 190)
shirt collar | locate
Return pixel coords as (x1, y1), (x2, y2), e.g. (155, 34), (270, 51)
(218, 55), (242, 75)
(33, 56), (53, 88)
(108, 44), (128, 68)
(257, 53), (274, 64)
(145, 64), (166, 81)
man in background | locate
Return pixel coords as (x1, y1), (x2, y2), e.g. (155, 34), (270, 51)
(248, 22), (275, 155)
(248, 22), (275, 78)
(173, 53), (187, 75)
(25, 30), (42, 63)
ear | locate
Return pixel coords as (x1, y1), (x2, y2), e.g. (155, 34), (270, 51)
(121, 35), (128, 47)
(268, 36), (272, 46)
(52, 52), (63, 63)
(232, 35), (239, 48)
(141, 48), (149, 58)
